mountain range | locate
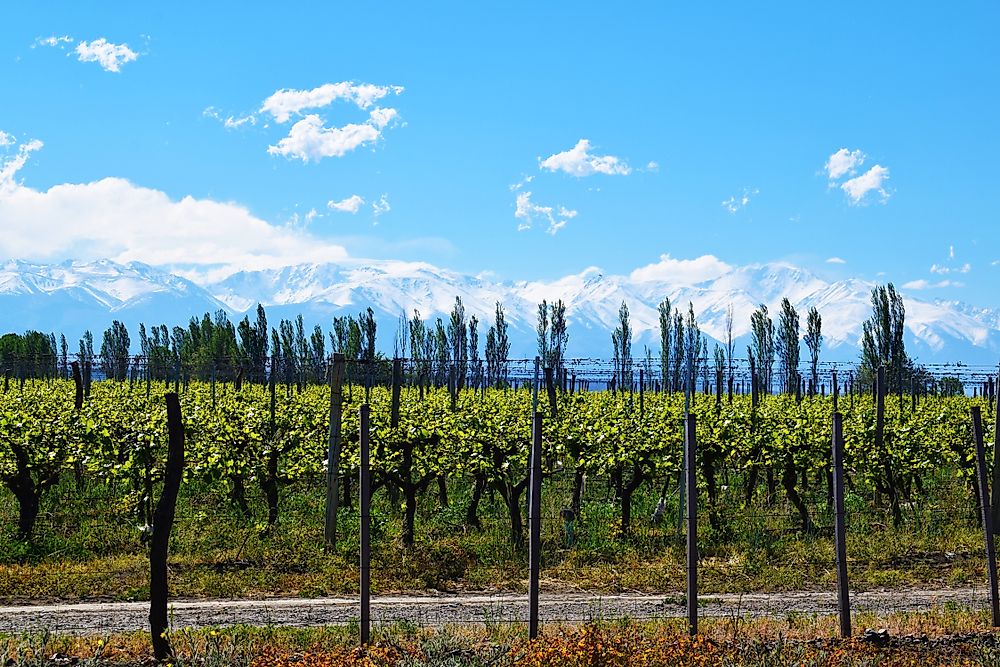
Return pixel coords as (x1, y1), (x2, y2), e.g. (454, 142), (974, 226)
(2, 258), (999, 366)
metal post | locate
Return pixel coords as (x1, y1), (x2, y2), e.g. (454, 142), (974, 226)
(532, 357), (540, 414)
(832, 412), (851, 637)
(325, 354), (345, 548)
(685, 412), (698, 635)
(359, 403), (371, 644)
(972, 406), (1000, 626)
(832, 370), (839, 414)
(528, 410), (543, 639)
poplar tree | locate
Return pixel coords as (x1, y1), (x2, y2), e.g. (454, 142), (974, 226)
(658, 298), (671, 391)
(749, 304), (775, 394)
(803, 306), (822, 394)
(775, 298), (800, 395)
(860, 283), (907, 390)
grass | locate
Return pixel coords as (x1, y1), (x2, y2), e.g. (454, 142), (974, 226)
(3, 612), (1000, 665)
(0, 468), (988, 601)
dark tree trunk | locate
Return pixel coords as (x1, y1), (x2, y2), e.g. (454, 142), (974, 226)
(465, 475), (485, 529)
(782, 463), (813, 533)
(571, 468), (585, 515)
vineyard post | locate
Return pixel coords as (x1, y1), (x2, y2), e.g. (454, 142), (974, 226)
(685, 412), (698, 636)
(325, 354), (346, 549)
(359, 403), (371, 645)
(528, 410), (543, 639)
(832, 411), (851, 638)
(391, 358), (402, 428)
(832, 369), (839, 413)
(639, 368), (644, 418)
(70, 361), (83, 411)
(971, 406), (1000, 626)
(992, 370), (1000, 533)
(532, 357), (540, 413)
(150, 393), (185, 661)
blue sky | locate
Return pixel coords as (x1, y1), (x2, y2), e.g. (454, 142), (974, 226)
(1, 2), (998, 303)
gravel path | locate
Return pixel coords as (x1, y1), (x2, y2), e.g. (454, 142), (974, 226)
(0, 588), (990, 635)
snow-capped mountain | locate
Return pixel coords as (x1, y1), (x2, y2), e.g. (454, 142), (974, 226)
(0, 259), (229, 338)
(2, 258), (1000, 365)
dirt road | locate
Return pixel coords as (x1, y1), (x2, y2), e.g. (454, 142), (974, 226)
(0, 587), (989, 634)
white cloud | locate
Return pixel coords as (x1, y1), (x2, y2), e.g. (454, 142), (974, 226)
(74, 38), (138, 72)
(902, 279), (963, 290)
(949, 245), (955, 259)
(826, 257), (847, 264)
(0, 138), (44, 194)
(721, 187), (758, 214)
(328, 195), (365, 214)
(539, 139), (631, 177)
(372, 194), (391, 222)
(646, 161), (659, 171)
(629, 254), (732, 285)
(825, 148), (865, 180)
(0, 131), (15, 147)
(210, 81), (404, 162)
(260, 82), (404, 123)
(202, 107), (257, 130)
(0, 142), (348, 277)
(267, 112), (396, 162)
(514, 191), (578, 235)
(930, 262), (970, 275)
(841, 165), (890, 204)
(34, 35), (73, 49)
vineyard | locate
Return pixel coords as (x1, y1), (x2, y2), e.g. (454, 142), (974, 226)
(0, 358), (996, 605)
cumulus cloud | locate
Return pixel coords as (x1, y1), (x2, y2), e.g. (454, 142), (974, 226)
(841, 165), (890, 205)
(826, 257), (847, 264)
(0, 131), (15, 147)
(207, 81), (404, 162)
(328, 195), (365, 214)
(260, 82), (403, 123)
(539, 139), (631, 177)
(722, 187), (758, 214)
(646, 161), (659, 171)
(629, 254), (732, 285)
(825, 148), (865, 181)
(266, 113), (394, 162)
(0, 141), (348, 278)
(74, 38), (138, 72)
(902, 279), (963, 290)
(515, 191), (577, 235)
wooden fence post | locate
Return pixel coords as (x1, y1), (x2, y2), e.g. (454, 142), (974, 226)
(359, 403), (371, 645)
(832, 411), (851, 638)
(150, 393), (185, 661)
(70, 361), (83, 411)
(971, 406), (1000, 626)
(685, 412), (698, 636)
(991, 371), (1000, 534)
(325, 354), (345, 549)
(528, 410), (543, 639)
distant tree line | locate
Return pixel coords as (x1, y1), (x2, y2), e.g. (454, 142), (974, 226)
(0, 283), (973, 395)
